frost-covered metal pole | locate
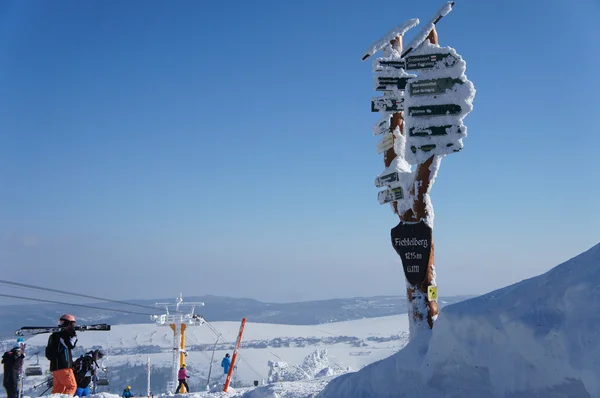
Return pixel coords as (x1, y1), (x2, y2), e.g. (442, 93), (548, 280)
(147, 356), (151, 398)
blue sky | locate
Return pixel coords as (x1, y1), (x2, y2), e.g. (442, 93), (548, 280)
(0, 0), (598, 303)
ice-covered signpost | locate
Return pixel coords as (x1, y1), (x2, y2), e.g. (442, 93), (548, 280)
(364, 1), (475, 339)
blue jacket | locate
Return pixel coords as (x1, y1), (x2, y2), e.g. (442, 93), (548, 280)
(122, 389), (133, 398)
(221, 356), (231, 374)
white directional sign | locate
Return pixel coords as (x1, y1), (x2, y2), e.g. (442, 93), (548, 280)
(378, 186), (404, 205)
(373, 114), (391, 136)
(376, 133), (394, 154)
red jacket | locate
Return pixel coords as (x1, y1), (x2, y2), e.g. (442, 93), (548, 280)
(178, 368), (188, 380)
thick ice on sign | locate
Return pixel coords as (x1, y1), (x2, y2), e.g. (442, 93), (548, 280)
(362, 18), (419, 60)
(403, 40), (476, 164)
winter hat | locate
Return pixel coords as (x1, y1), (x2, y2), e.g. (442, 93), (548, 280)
(12, 345), (21, 351)
(60, 314), (76, 322)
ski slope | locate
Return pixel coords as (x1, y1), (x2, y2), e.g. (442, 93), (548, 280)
(2, 315), (410, 397)
(4, 242), (599, 398)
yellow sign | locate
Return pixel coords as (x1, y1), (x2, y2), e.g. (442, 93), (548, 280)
(427, 285), (438, 301)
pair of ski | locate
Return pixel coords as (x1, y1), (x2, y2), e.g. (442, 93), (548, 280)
(15, 323), (111, 336)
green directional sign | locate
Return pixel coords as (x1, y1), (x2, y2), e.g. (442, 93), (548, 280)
(371, 97), (404, 112)
(408, 125), (463, 137)
(409, 77), (463, 96)
(408, 104), (462, 117)
(376, 76), (411, 91)
(374, 172), (400, 188)
(410, 142), (460, 154)
(376, 60), (405, 70)
(405, 53), (458, 70)
(410, 144), (437, 154)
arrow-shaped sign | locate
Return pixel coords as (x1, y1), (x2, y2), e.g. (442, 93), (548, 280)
(372, 96), (404, 113)
(378, 186), (404, 204)
(374, 171), (400, 188)
(376, 133), (394, 154)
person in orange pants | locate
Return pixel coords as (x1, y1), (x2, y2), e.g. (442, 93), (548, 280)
(45, 314), (78, 395)
(52, 368), (77, 395)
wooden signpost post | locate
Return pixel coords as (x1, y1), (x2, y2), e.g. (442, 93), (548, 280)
(363, 1), (475, 338)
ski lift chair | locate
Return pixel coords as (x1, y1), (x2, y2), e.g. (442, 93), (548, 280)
(96, 377), (110, 386)
(25, 365), (43, 376)
(25, 354), (44, 376)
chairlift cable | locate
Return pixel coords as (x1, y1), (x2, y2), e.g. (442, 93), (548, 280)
(0, 294), (156, 317)
(0, 279), (165, 312)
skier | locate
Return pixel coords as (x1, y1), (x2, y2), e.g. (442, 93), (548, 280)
(2, 345), (24, 398)
(45, 314), (78, 395)
(220, 353), (231, 383)
(174, 364), (190, 393)
(74, 349), (106, 396)
(122, 385), (133, 398)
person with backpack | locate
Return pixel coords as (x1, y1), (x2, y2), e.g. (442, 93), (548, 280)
(45, 314), (78, 395)
(73, 349), (105, 396)
(175, 364), (190, 393)
(2, 345), (24, 398)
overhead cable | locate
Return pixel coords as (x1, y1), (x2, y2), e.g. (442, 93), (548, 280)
(0, 293), (155, 317)
(0, 279), (163, 312)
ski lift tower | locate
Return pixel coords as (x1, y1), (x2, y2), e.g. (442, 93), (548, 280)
(151, 294), (205, 394)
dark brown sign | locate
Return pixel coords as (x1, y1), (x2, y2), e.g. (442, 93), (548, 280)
(405, 52), (458, 70)
(390, 220), (432, 285)
(375, 76), (411, 91)
(409, 125), (463, 137)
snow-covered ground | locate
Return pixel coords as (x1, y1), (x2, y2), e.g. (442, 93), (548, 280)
(5, 243), (600, 398)
(2, 315), (410, 397)
(318, 242), (600, 398)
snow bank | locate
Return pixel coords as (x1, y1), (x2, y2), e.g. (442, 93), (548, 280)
(318, 242), (600, 398)
(267, 349), (350, 383)
(37, 394), (121, 398)
(241, 378), (332, 398)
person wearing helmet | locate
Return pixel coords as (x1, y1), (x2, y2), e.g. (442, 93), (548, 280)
(74, 349), (106, 396)
(2, 345), (24, 398)
(175, 364), (190, 393)
(122, 385), (133, 398)
(45, 314), (78, 395)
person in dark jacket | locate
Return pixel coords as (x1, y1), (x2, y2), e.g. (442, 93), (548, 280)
(74, 349), (105, 396)
(2, 345), (24, 398)
(46, 314), (78, 395)
(175, 364), (190, 393)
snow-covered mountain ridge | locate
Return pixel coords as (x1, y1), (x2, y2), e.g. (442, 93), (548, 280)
(0, 294), (471, 338)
